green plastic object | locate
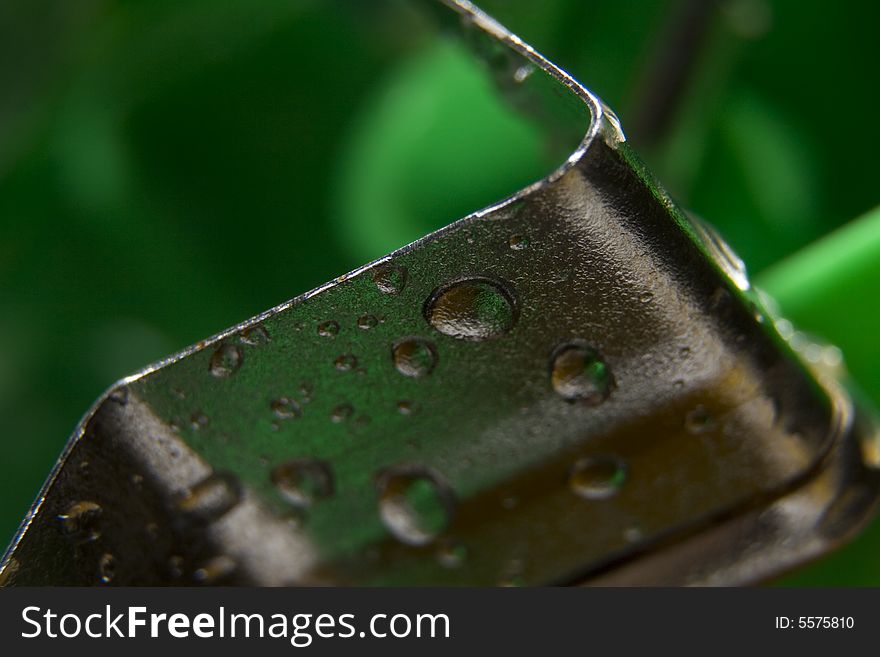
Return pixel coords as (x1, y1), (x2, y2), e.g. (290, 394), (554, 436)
(759, 205), (880, 404)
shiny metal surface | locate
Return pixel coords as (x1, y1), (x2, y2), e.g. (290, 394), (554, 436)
(2, 0), (877, 586)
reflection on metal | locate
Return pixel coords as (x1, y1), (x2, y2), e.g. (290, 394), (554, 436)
(1, 0), (877, 586)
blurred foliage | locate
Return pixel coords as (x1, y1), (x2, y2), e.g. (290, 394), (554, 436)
(1, 0), (878, 583)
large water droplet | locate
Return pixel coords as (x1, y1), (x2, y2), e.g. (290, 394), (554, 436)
(424, 277), (517, 340)
(373, 263), (408, 295)
(59, 501), (102, 542)
(271, 397), (302, 420)
(550, 342), (613, 405)
(209, 344), (243, 378)
(177, 472), (241, 521)
(271, 458), (334, 508)
(376, 466), (455, 546)
(568, 455), (627, 500)
(392, 338), (437, 378)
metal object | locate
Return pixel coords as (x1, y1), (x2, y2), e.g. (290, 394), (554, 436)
(2, 0), (878, 586)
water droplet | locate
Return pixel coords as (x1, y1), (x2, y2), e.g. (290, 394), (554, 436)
(108, 386), (129, 405)
(639, 291), (654, 303)
(685, 406), (713, 433)
(190, 411), (209, 430)
(357, 314), (378, 330)
(392, 338), (438, 378)
(624, 527), (643, 543)
(271, 397), (302, 420)
(373, 263), (408, 295)
(317, 320), (340, 337)
(437, 540), (467, 569)
(568, 455), (627, 500)
(424, 276), (517, 341)
(193, 555), (236, 584)
(334, 353), (357, 371)
(271, 458), (334, 508)
(508, 234), (529, 250)
(177, 472), (241, 521)
(550, 342), (614, 405)
(59, 501), (102, 541)
(397, 400), (418, 415)
(330, 403), (353, 423)
(513, 63), (535, 83)
(209, 343), (243, 378)
(168, 555), (185, 578)
(98, 553), (116, 584)
(376, 466), (455, 546)
(239, 324), (270, 345)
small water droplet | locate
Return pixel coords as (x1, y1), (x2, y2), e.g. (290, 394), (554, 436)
(334, 354), (357, 371)
(167, 556), (185, 578)
(507, 234), (529, 250)
(317, 320), (340, 337)
(271, 397), (302, 420)
(568, 455), (627, 500)
(271, 458), (334, 508)
(59, 501), (102, 542)
(376, 465), (455, 546)
(177, 472), (241, 521)
(424, 276), (517, 341)
(624, 527), (643, 543)
(193, 555), (236, 584)
(685, 406), (713, 433)
(190, 411), (209, 430)
(209, 343), (243, 378)
(639, 291), (654, 303)
(550, 342), (614, 405)
(239, 324), (270, 345)
(373, 263), (408, 295)
(330, 403), (353, 423)
(109, 386), (129, 405)
(357, 314), (378, 330)
(392, 338), (438, 378)
(397, 400), (418, 415)
(98, 553), (116, 584)
(513, 63), (535, 83)
(437, 540), (467, 569)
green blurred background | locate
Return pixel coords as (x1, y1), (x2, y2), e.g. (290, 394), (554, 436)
(1, 0), (878, 584)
